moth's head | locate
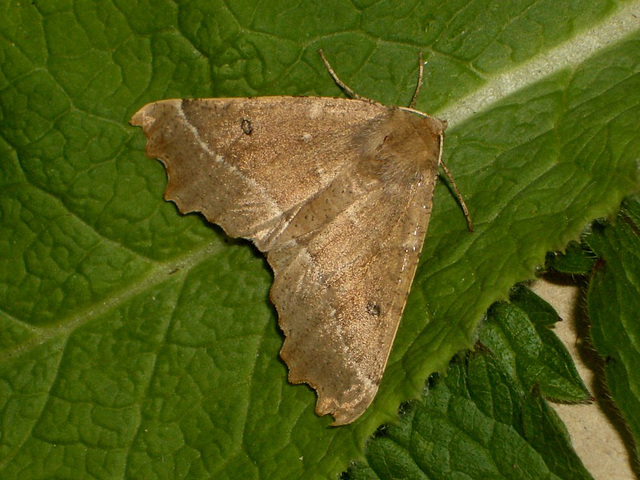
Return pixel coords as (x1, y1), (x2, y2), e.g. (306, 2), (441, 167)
(430, 117), (447, 134)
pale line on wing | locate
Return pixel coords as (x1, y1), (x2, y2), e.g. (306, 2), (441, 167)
(177, 102), (283, 226)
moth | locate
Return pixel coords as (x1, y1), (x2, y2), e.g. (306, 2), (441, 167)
(131, 51), (472, 425)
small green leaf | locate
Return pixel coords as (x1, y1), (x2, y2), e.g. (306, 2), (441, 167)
(585, 195), (640, 463)
(545, 240), (598, 276)
(510, 283), (561, 327)
(347, 349), (593, 480)
(480, 287), (590, 403)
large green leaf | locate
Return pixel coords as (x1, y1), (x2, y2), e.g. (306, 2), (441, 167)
(0, 1), (638, 478)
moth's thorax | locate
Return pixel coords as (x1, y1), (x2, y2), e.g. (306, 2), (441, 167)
(355, 107), (444, 184)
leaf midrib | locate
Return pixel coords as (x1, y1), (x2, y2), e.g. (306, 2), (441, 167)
(441, 2), (640, 127)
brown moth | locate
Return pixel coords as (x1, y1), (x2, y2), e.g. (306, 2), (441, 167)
(131, 51), (471, 425)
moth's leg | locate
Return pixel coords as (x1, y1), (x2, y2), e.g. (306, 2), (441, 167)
(440, 157), (474, 232)
(318, 49), (365, 101)
(408, 52), (424, 109)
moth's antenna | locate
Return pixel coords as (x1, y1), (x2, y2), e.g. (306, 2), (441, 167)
(319, 49), (365, 101)
(439, 149), (473, 232)
(408, 52), (424, 109)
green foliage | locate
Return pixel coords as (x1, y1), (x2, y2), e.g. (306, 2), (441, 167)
(481, 286), (590, 403)
(586, 196), (640, 463)
(348, 288), (594, 479)
(0, 1), (638, 478)
(545, 240), (598, 276)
